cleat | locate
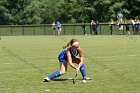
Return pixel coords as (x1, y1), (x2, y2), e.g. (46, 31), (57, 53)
(83, 76), (91, 80)
(43, 77), (50, 82)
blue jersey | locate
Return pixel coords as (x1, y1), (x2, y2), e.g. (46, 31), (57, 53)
(117, 13), (123, 19)
(57, 22), (61, 28)
(58, 47), (79, 63)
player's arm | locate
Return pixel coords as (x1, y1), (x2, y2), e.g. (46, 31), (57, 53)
(78, 47), (83, 63)
(66, 50), (77, 69)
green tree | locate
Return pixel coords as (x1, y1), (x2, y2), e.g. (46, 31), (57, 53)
(0, 0), (12, 24)
(42, 0), (60, 23)
(0, 0), (140, 24)
(0, 0), (31, 24)
(57, 0), (74, 23)
(21, 0), (45, 24)
(124, 0), (140, 19)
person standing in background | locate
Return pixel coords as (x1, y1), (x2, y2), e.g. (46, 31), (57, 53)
(90, 20), (96, 35)
(131, 18), (135, 34)
(125, 19), (130, 35)
(57, 21), (62, 35)
(117, 12), (123, 25)
(119, 21), (123, 34)
(82, 21), (86, 35)
(135, 19), (140, 34)
(109, 18), (114, 35)
(52, 21), (57, 35)
(95, 20), (99, 35)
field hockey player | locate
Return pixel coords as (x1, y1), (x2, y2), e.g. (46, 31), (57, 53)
(44, 38), (91, 82)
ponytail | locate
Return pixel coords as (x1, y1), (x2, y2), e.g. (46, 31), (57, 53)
(62, 42), (70, 49)
(62, 38), (78, 49)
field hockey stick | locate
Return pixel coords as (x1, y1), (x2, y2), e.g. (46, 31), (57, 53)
(73, 64), (81, 84)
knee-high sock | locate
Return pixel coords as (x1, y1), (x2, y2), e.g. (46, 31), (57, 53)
(48, 71), (61, 79)
(80, 64), (86, 78)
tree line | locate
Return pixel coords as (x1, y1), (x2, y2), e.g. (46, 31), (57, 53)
(0, 0), (140, 25)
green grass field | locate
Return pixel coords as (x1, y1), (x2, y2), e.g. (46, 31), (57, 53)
(0, 35), (140, 93)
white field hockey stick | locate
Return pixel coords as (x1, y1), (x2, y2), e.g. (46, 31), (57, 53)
(73, 64), (81, 84)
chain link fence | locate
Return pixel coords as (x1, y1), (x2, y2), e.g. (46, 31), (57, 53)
(0, 24), (139, 36)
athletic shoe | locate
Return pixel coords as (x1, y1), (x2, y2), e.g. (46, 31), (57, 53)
(83, 76), (91, 80)
(43, 77), (50, 82)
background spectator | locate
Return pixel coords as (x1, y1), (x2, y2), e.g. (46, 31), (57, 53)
(52, 21), (57, 35)
(90, 20), (96, 35)
(135, 19), (140, 34)
(125, 19), (130, 35)
(82, 21), (86, 35)
(109, 18), (114, 35)
(95, 20), (99, 35)
(119, 21), (123, 34)
(57, 21), (62, 35)
(117, 12), (123, 24)
(131, 18), (135, 34)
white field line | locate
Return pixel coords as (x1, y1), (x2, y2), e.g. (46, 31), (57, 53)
(85, 54), (136, 59)
(45, 89), (50, 92)
(67, 78), (74, 80)
(3, 55), (136, 65)
(3, 63), (12, 64)
(127, 55), (136, 57)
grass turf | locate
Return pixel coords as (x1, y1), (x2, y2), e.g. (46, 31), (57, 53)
(0, 35), (139, 93)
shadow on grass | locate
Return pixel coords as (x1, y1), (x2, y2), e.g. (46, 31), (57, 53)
(51, 78), (82, 82)
(52, 79), (69, 81)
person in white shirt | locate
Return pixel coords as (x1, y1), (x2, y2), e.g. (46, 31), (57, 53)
(52, 21), (57, 35)
(131, 19), (135, 34)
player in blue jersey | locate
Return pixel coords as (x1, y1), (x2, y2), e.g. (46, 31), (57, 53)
(44, 38), (91, 82)
(117, 11), (123, 25)
(57, 21), (62, 35)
